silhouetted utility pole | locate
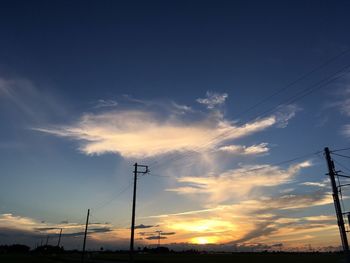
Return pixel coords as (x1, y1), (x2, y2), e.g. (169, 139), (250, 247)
(130, 163), (149, 262)
(156, 230), (162, 247)
(81, 209), (90, 263)
(57, 228), (62, 247)
(324, 147), (349, 252)
(45, 235), (49, 246)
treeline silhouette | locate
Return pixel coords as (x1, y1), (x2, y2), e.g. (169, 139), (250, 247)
(0, 243), (346, 255)
(0, 244), (65, 255)
(0, 244), (30, 254)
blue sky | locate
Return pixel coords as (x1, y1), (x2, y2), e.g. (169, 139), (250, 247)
(1, 0), (350, 251)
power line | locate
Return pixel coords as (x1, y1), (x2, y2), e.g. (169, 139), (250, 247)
(234, 47), (350, 119)
(240, 63), (350, 125)
(333, 159), (350, 174)
(332, 153), (350, 159)
(331, 147), (350, 153)
(185, 49), (350, 160)
(91, 182), (133, 212)
(150, 62), (350, 172)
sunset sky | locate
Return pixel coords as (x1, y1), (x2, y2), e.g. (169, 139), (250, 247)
(2, 0), (350, 251)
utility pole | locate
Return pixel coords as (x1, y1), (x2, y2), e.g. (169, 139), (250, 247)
(156, 230), (162, 247)
(45, 235), (49, 246)
(81, 209), (90, 263)
(57, 228), (62, 247)
(324, 147), (349, 252)
(130, 163), (149, 263)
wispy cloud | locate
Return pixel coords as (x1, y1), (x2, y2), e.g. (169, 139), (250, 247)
(343, 124), (350, 137)
(218, 143), (269, 155)
(196, 91), (228, 109)
(166, 161), (312, 203)
(273, 104), (301, 128)
(0, 77), (64, 122)
(324, 75), (350, 136)
(171, 102), (193, 114)
(94, 99), (118, 109)
(326, 75), (350, 117)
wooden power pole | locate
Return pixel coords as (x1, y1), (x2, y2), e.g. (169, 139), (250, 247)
(324, 147), (349, 252)
(129, 163), (149, 262)
(57, 228), (62, 247)
(81, 209), (90, 263)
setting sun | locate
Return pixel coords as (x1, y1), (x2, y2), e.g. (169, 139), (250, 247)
(191, 236), (218, 244)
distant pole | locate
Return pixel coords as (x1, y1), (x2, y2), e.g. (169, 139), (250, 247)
(156, 231), (161, 247)
(45, 235), (49, 246)
(57, 228), (62, 247)
(129, 163), (149, 263)
(324, 147), (349, 252)
(81, 209), (90, 263)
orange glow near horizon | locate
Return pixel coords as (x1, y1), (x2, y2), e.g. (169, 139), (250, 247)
(191, 236), (219, 244)
(169, 219), (236, 233)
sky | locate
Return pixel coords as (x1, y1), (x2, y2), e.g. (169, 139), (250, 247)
(2, 0), (350, 251)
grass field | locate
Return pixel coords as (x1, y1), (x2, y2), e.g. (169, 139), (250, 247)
(0, 252), (347, 263)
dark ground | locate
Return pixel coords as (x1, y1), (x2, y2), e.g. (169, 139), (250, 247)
(0, 252), (347, 263)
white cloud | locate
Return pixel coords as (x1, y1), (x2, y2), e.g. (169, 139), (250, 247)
(31, 87), (301, 158)
(219, 143), (269, 155)
(196, 91), (228, 109)
(34, 103), (298, 158)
